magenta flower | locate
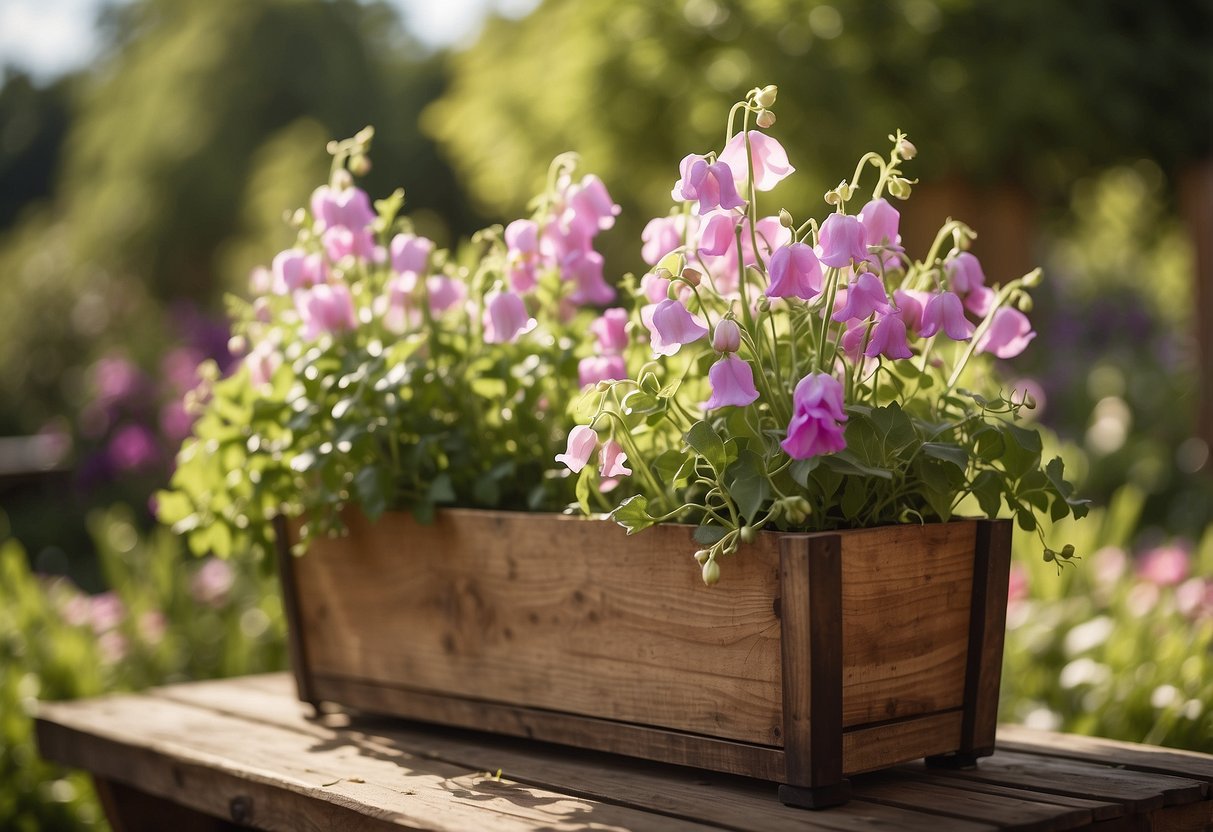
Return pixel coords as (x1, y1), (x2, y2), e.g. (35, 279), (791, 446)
(832, 273), (891, 322)
(672, 154), (747, 216)
(273, 248), (325, 292)
(703, 355), (760, 410)
(311, 185), (376, 231)
(864, 312), (913, 360)
(297, 283), (357, 340)
(718, 130), (796, 192)
(555, 425), (599, 473)
(892, 289), (929, 333)
(482, 289), (533, 344)
(426, 276), (465, 314)
(919, 292), (975, 340)
(964, 285), (997, 317)
(322, 226), (379, 262)
(818, 213), (869, 268)
(598, 439), (632, 478)
(578, 355), (628, 389)
(563, 249), (615, 305)
(389, 233), (434, 276)
(711, 319), (742, 353)
(781, 373), (848, 459)
(840, 319), (869, 362)
(649, 298), (708, 356)
(945, 251), (986, 295)
(976, 307), (1036, 358)
(641, 214), (697, 266)
(766, 242), (823, 300)
(591, 308), (629, 353)
(858, 198), (903, 269)
(109, 425), (159, 472)
(699, 215), (790, 294)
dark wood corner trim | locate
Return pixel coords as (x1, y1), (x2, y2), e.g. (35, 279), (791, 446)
(962, 519), (1013, 753)
(272, 516), (317, 708)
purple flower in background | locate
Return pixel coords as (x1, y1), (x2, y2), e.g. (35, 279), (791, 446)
(482, 289), (533, 344)
(641, 214), (697, 266)
(591, 308), (629, 354)
(832, 273), (891, 323)
(191, 557), (235, 606)
(297, 283), (358, 340)
(766, 242), (823, 300)
(718, 131), (795, 192)
(976, 308), (1036, 358)
(92, 356), (146, 406)
(817, 213), (868, 269)
(919, 292), (975, 341)
(389, 233), (434, 276)
(703, 355), (760, 410)
(555, 425), (599, 473)
(159, 401), (194, 443)
(649, 298), (708, 356)
(161, 347), (205, 394)
(672, 154), (747, 216)
(865, 312), (913, 360)
(311, 184), (376, 231)
(781, 373), (848, 459)
(108, 424), (159, 472)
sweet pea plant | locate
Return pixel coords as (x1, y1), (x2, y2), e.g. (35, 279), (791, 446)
(157, 127), (624, 558)
(555, 85), (1086, 584)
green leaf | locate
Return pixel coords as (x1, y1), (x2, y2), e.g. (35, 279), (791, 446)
(922, 442), (968, 471)
(972, 427), (1005, 461)
(789, 457), (819, 487)
(685, 420), (727, 472)
(692, 524), (729, 545)
(840, 476), (868, 519)
(1016, 508), (1037, 532)
(429, 472), (456, 504)
(821, 451), (894, 480)
(154, 490), (194, 525)
(610, 494), (658, 535)
(726, 449), (769, 521)
(653, 449), (694, 488)
(621, 389), (662, 415)
(575, 464), (596, 515)
(354, 467), (388, 519)
(970, 470), (1003, 518)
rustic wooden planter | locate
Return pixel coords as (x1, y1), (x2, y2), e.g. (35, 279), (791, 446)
(275, 510), (1012, 809)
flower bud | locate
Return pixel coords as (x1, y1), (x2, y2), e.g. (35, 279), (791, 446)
(897, 137), (917, 160)
(755, 109), (776, 129)
(739, 525), (756, 544)
(1061, 544), (1076, 560)
(331, 168), (353, 190)
(782, 496), (811, 526)
(349, 154), (372, 177)
(1022, 268), (1043, 287)
(754, 85), (778, 108)
(778, 208), (794, 228)
(701, 558), (721, 586)
(680, 267), (702, 287)
(887, 177), (912, 200)
(694, 549), (710, 565)
(227, 335), (248, 357)
(1017, 295), (1034, 313)
(712, 319), (742, 353)
(655, 267), (674, 282)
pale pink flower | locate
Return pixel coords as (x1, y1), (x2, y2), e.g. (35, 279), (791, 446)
(640, 271), (672, 304)
(564, 175), (621, 237)
(919, 292), (975, 340)
(426, 276), (465, 314)
(382, 273), (418, 334)
(555, 425), (599, 473)
(711, 319), (742, 353)
(641, 214), (697, 266)
(672, 154), (747, 215)
(598, 439), (632, 478)
(297, 283), (357, 340)
(482, 289), (533, 344)
(311, 185), (376, 231)
(718, 130), (796, 192)
(98, 631), (128, 665)
(1137, 544), (1190, 586)
(703, 355), (760, 410)
(976, 308), (1036, 358)
(591, 308), (629, 354)
(945, 251), (986, 295)
(781, 373), (848, 459)
(766, 242), (823, 300)
(818, 213), (868, 269)
(89, 592), (126, 634)
(322, 225), (379, 262)
(272, 249), (325, 292)
(245, 340), (281, 387)
(649, 298), (708, 356)
(191, 557), (235, 606)
(578, 355), (628, 389)
(389, 233), (434, 276)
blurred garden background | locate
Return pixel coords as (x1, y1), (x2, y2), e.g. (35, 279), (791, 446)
(0, 0), (1210, 828)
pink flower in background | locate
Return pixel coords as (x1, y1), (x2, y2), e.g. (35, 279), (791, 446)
(893, 289), (929, 333)
(832, 273), (891, 322)
(640, 271), (672, 304)
(555, 425), (599, 473)
(92, 356), (145, 406)
(1092, 546), (1128, 587)
(322, 226), (380, 263)
(98, 631), (128, 665)
(1137, 544), (1190, 586)
(699, 215), (789, 294)
(703, 355), (760, 409)
(1006, 562), (1029, 613)
(641, 214), (697, 265)
(865, 312), (913, 359)
(505, 219), (540, 292)
(718, 131), (795, 192)
(1177, 578), (1213, 620)
(159, 401), (194, 443)
(139, 610), (167, 645)
(672, 154), (747, 215)
(578, 355), (628, 388)
(945, 251), (986, 295)
(858, 197), (902, 253)
(591, 308), (629, 354)
(273, 248), (326, 292)
(649, 298), (708, 356)
(840, 319), (869, 361)
(817, 213), (868, 268)
(297, 283), (357, 340)
(964, 285), (997, 317)
(919, 292), (975, 340)
(563, 249), (615, 305)
(382, 273), (418, 334)
(311, 184), (376, 231)
(482, 289), (533, 344)
(564, 175), (621, 237)
(697, 210), (741, 257)
(389, 233), (434, 276)
(781, 372), (848, 459)
(711, 319), (742, 353)
(426, 276), (465, 314)
(108, 424), (159, 472)
(161, 347), (205, 394)
(598, 439), (632, 478)
(976, 307), (1036, 358)
(766, 242), (823, 300)
(245, 340), (281, 387)
(191, 557), (235, 606)
(89, 592), (126, 634)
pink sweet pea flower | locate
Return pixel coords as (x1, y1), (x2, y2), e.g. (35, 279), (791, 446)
(297, 283), (357, 339)
(640, 271), (672, 304)
(555, 425), (599, 473)
(818, 213), (869, 269)
(382, 273), (418, 334)
(858, 197), (903, 269)
(864, 312), (913, 359)
(591, 308), (629, 353)
(599, 439), (632, 478)
(919, 292), (975, 340)
(245, 340), (281, 387)
(703, 355), (760, 409)
(1137, 544), (1190, 587)
(718, 130), (796, 192)
(893, 289), (929, 333)
(711, 319), (742, 353)
(273, 249), (326, 292)
(426, 275), (465, 314)
(564, 175), (621, 237)
(323, 226), (379, 263)
(781, 373), (848, 459)
(945, 251), (986, 295)
(563, 249), (615, 305)
(831, 273), (891, 322)
(641, 214), (697, 266)
(964, 284), (997, 317)
(578, 354), (628, 389)
(766, 242), (823, 300)
(389, 233), (434, 276)
(311, 185), (377, 231)
(700, 215), (790, 294)
(840, 319), (869, 362)
(482, 289), (533, 344)
(649, 298), (709, 356)
(697, 210), (740, 257)
(672, 154), (747, 216)
(976, 307), (1036, 358)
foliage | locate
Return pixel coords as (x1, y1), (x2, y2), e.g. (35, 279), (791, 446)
(0, 505), (286, 830)
(157, 131), (617, 560)
(560, 87), (1084, 582)
(1001, 484), (1213, 752)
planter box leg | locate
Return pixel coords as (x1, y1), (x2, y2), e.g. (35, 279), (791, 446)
(780, 534), (848, 809)
(924, 751), (982, 770)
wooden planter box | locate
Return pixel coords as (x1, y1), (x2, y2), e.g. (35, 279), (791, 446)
(275, 510), (1012, 808)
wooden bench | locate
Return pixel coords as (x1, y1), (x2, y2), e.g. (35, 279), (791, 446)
(36, 673), (1213, 831)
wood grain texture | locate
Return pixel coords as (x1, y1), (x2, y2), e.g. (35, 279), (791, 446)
(842, 711), (963, 775)
(965, 519), (1012, 753)
(291, 510), (785, 745)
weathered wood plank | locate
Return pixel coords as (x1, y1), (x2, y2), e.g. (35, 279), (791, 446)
(294, 510), (786, 745)
(997, 724), (1213, 789)
(93, 777), (247, 832)
(36, 693), (721, 831)
(842, 711), (963, 774)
